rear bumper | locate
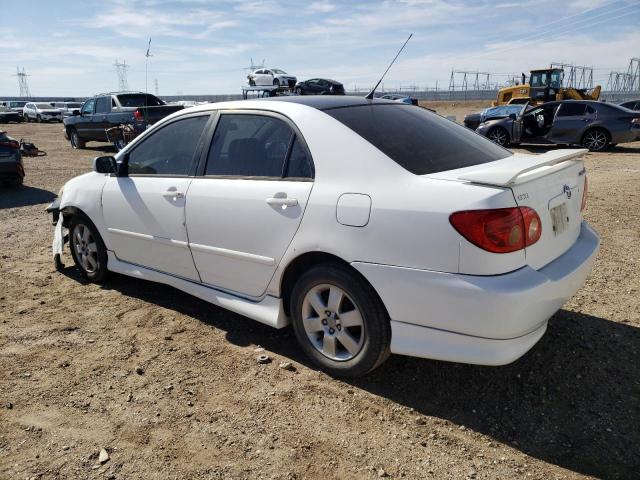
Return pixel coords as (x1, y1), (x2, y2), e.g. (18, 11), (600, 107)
(352, 221), (600, 365)
(0, 161), (23, 179)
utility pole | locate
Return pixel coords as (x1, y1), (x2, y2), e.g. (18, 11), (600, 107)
(114, 59), (129, 91)
(154, 78), (159, 96)
(15, 66), (31, 98)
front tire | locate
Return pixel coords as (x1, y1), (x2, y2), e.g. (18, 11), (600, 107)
(290, 263), (391, 377)
(69, 215), (108, 282)
(295, 87), (303, 95)
(273, 78), (280, 87)
(37, 114), (42, 123)
(582, 128), (609, 152)
(69, 129), (86, 149)
(487, 126), (510, 146)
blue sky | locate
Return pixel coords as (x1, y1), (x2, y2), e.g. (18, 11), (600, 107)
(1, 0), (639, 97)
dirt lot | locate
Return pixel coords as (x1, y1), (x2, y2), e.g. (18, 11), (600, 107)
(1, 103), (639, 480)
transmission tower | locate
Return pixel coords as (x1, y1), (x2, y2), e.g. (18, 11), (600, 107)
(154, 78), (159, 96)
(606, 58), (640, 92)
(14, 67), (31, 97)
(113, 59), (129, 91)
(550, 63), (593, 89)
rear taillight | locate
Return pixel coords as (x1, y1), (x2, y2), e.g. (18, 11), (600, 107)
(581, 175), (588, 212)
(133, 110), (143, 121)
(631, 118), (640, 125)
(0, 141), (19, 149)
(449, 207), (542, 254)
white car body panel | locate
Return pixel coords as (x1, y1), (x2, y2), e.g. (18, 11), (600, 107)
(185, 178), (313, 297)
(55, 99), (600, 366)
(102, 176), (200, 280)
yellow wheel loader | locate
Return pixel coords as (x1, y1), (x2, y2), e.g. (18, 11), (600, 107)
(494, 68), (601, 106)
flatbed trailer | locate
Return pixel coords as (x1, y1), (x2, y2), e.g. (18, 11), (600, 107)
(241, 85), (292, 99)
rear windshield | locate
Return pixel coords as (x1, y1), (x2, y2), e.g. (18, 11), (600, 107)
(116, 94), (165, 108)
(325, 104), (511, 175)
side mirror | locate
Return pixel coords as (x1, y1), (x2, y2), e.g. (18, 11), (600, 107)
(93, 156), (117, 174)
(509, 113), (517, 120)
(72, 110), (80, 116)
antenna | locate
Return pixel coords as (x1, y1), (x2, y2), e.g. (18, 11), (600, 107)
(145, 38), (153, 94)
(14, 66), (31, 97)
(366, 33), (412, 100)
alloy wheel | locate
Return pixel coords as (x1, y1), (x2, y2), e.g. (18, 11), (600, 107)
(301, 284), (365, 361)
(488, 128), (508, 146)
(583, 130), (607, 151)
(72, 224), (99, 273)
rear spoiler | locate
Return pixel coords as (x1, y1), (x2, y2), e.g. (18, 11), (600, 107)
(458, 149), (588, 187)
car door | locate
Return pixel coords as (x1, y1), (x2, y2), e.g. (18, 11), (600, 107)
(255, 69), (268, 86)
(185, 111), (315, 297)
(547, 103), (593, 143)
(92, 96), (110, 141)
(77, 99), (96, 139)
(102, 114), (211, 280)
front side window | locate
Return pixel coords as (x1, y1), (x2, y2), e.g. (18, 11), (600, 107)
(325, 104), (511, 175)
(205, 114), (295, 178)
(557, 103), (587, 117)
(127, 115), (209, 176)
(82, 99), (95, 115)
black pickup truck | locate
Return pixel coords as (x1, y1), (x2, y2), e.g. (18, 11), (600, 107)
(63, 92), (183, 149)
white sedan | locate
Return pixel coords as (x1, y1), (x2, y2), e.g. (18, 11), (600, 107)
(48, 96), (599, 377)
(247, 68), (297, 88)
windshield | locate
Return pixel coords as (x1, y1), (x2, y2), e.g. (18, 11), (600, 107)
(481, 105), (522, 120)
(116, 94), (165, 107)
(271, 69), (286, 74)
(325, 104), (511, 175)
(66, 102), (82, 108)
(35, 103), (54, 109)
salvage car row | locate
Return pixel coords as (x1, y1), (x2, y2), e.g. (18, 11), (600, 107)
(464, 100), (640, 151)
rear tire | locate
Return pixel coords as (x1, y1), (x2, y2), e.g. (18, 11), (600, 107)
(290, 263), (391, 377)
(487, 126), (510, 146)
(69, 129), (86, 149)
(582, 128), (609, 152)
(69, 215), (108, 282)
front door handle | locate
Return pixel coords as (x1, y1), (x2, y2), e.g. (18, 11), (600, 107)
(266, 197), (298, 207)
(162, 188), (184, 199)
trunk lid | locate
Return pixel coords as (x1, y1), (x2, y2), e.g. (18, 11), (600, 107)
(453, 149), (588, 270)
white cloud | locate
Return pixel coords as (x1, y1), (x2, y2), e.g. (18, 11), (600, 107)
(308, 1), (336, 13)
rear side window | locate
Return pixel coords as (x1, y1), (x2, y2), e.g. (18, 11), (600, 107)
(127, 115), (208, 176)
(205, 114), (294, 178)
(95, 97), (108, 114)
(325, 104), (511, 175)
(557, 103), (587, 117)
(286, 137), (313, 178)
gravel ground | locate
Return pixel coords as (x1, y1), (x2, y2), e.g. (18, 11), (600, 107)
(1, 105), (639, 480)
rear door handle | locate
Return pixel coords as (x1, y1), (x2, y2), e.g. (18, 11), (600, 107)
(266, 197), (298, 207)
(162, 188), (184, 199)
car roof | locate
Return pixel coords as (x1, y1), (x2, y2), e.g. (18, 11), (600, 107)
(259, 95), (397, 110)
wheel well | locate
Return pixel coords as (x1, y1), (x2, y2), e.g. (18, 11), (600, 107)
(280, 252), (382, 316)
(60, 206), (87, 227)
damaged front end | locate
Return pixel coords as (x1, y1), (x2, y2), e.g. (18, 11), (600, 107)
(46, 197), (68, 270)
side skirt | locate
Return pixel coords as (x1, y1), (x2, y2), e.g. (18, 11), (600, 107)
(106, 251), (289, 328)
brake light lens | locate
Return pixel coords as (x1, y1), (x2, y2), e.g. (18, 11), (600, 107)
(133, 110), (143, 121)
(581, 175), (588, 212)
(0, 140), (20, 149)
(449, 207), (542, 254)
